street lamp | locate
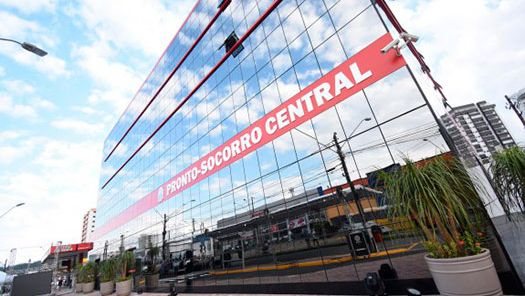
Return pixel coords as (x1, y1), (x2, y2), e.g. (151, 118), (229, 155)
(0, 202), (25, 219)
(0, 38), (47, 57)
(423, 138), (441, 150)
(349, 117), (372, 138)
(344, 117), (372, 178)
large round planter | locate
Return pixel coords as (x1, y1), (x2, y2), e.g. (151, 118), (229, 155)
(425, 248), (502, 296)
(100, 281), (114, 295)
(75, 282), (82, 293)
(116, 278), (132, 296)
(82, 281), (95, 293)
(145, 273), (159, 288)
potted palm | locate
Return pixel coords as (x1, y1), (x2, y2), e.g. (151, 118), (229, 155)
(74, 264), (83, 293)
(380, 155), (502, 296)
(116, 251), (135, 296)
(145, 240), (160, 288)
(81, 262), (96, 293)
(99, 259), (116, 295)
(491, 146), (525, 217)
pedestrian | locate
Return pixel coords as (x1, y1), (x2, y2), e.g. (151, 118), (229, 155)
(302, 228), (311, 248)
(312, 229), (319, 246)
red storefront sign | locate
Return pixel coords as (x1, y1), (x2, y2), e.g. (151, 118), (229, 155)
(77, 242), (94, 251)
(95, 32), (406, 239)
(49, 242), (93, 254)
(50, 244), (75, 253)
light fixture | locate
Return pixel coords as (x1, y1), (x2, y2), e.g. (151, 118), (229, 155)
(0, 37), (47, 57)
(0, 202), (26, 219)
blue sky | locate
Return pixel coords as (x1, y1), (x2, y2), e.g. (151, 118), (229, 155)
(1, 0), (525, 265)
(0, 0), (195, 264)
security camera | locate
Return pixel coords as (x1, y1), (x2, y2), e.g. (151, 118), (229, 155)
(381, 39), (400, 54)
(400, 32), (419, 42)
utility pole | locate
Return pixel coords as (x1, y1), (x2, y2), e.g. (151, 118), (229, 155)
(333, 132), (367, 229)
(505, 95), (525, 127)
(54, 241), (62, 290)
(119, 235), (125, 254)
(162, 213), (167, 261)
(103, 241), (108, 260)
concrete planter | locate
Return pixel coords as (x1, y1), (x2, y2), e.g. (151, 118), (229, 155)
(116, 278), (132, 296)
(100, 281), (114, 295)
(75, 282), (82, 293)
(145, 273), (159, 288)
(425, 248), (502, 296)
(82, 281), (95, 293)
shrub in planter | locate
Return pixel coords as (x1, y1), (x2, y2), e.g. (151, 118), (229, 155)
(491, 146), (525, 217)
(99, 259), (116, 295)
(74, 264), (84, 292)
(145, 240), (160, 288)
(380, 155), (502, 295)
(81, 262), (96, 293)
(116, 251), (135, 296)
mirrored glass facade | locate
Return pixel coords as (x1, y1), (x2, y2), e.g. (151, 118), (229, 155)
(94, 0), (452, 292)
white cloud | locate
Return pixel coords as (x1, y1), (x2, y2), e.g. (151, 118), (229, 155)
(32, 97), (55, 110)
(71, 40), (143, 115)
(51, 118), (105, 134)
(0, 146), (26, 165)
(0, 137), (103, 263)
(72, 0), (195, 57)
(72, 105), (99, 116)
(0, 92), (55, 118)
(2, 79), (35, 95)
(0, 0), (56, 14)
(0, 10), (41, 37)
(0, 93), (36, 117)
(0, 130), (23, 140)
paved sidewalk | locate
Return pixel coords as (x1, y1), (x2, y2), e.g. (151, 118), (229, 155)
(61, 292), (352, 296)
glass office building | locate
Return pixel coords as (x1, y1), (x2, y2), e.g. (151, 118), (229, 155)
(93, 0), (464, 293)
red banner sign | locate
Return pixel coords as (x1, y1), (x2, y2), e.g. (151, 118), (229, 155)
(95, 33), (406, 239)
(49, 242), (93, 254)
(77, 242), (94, 251)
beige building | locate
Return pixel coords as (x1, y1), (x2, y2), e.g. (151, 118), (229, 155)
(81, 208), (96, 242)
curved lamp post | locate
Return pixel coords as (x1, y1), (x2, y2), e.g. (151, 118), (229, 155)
(0, 202), (25, 219)
(349, 117), (372, 138)
(0, 37), (47, 57)
(423, 138), (441, 150)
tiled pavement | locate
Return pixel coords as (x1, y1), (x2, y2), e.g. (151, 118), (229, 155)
(60, 293), (432, 296)
(189, 252), (431, 286)
(57, 252), (432, 296)
(63, 293), (354, 296)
